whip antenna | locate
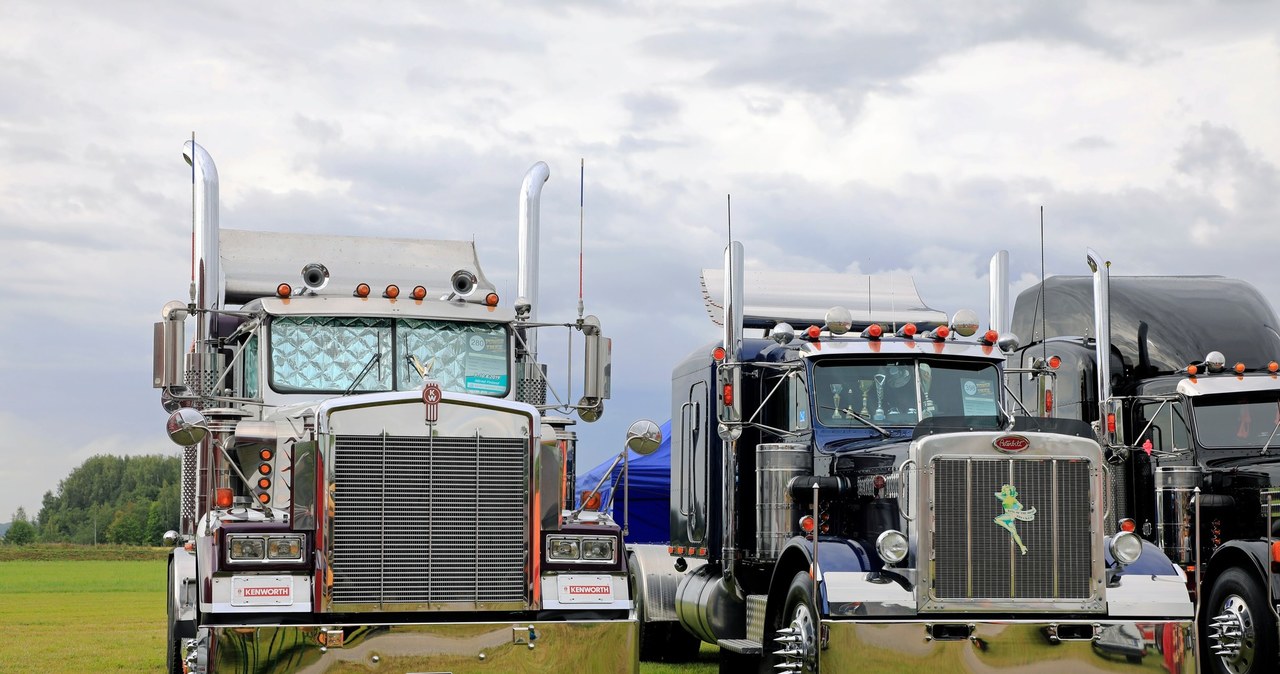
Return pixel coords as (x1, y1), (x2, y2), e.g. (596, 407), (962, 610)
(1040, 206), (1047, 362)
(577, 158), (584, 320)
(189, 131), (197, 307)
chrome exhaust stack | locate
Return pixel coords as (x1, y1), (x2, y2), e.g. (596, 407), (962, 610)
(989, 250), (1010, 338)
(517, 162), (550, 361)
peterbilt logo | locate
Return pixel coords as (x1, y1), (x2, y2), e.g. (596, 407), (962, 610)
(992, 435), (1030, 452)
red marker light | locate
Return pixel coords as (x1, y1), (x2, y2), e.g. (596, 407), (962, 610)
(1106, 413), (1116, 434)
(807, 325), (821, 339)
(982, 329), (998, 345)
(799, 515), (815, 533)
(354, 283), (371, 298)
(581, 491), (602, 511)
(215, 488), (233, 509)
(712, 346), (727, 362)
(722, 384), (734, 406)
(1119, 518), (1136, 533)
(901, 323), (917, 338)
(276, 283), (292, 299)
(1044, 390), (1053, 413)
(412, 286), (427, 300)
(864, 323), (883, 339)
(934, 325), (950, 340)
(1048, 355), (1061, 369)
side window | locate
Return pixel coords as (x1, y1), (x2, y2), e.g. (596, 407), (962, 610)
(243, 335), (259, 398)
(1140, 401), (1188, 452)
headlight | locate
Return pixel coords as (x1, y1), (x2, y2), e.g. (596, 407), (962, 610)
(267, 535), (304, 560)
(548, 537), (581, 560)
(876, 529), (909, 565)
(229, 536), (266, 560)
(1109, 531), (1143, 565)
(581, 537), (615, 562)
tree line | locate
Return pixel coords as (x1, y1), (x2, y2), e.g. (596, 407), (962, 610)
(4, 454), (180, 546)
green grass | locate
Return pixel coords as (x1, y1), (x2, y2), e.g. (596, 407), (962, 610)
(0, 547), (715, 673)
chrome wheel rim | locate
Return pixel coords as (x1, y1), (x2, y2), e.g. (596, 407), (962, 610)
(775, 602), (817, 673)
(1210, 595), (1257, 674)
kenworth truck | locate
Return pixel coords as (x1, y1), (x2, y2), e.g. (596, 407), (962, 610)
(625, 242), (1196, 673)
(153, 141), (633, 673)
(1004, 250), (1280, 674)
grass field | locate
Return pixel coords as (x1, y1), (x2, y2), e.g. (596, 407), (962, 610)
(0, 545), (717, 674)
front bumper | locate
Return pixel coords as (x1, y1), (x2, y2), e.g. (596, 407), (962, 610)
(196, 618), (638, 673)
(816, 619), (1195, 673)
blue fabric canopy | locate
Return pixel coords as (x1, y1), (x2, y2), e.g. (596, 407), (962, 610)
(576, 420), (671, 544)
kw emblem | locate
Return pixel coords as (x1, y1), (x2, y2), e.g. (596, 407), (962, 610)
(994, 484), (1036, 555)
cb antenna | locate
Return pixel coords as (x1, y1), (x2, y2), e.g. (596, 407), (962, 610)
(577, 158), (585, 321)
(1040, 205), (1047, 362)
(190, 131), (197, 307)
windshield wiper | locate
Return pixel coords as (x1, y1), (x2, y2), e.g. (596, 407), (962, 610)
(818, 404), (892, 438)
(1261, 405), (1280, 455)
(345, 353), (382, 395)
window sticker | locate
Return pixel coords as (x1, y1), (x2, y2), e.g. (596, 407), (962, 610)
(465, 351), (509, 394)
(961, 377), (997, 416)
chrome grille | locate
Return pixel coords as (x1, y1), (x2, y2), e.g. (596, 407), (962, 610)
(331, 434), (528, 607)
(932, 457), (1093, 601)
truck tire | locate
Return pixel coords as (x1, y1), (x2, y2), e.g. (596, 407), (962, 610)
(166, 560), (182, 674)
(763, 571), (820, 674)
(629, 555), (701, 662)
(1203, 567), (1277, 674)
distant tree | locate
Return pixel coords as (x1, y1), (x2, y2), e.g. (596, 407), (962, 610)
(5, 508), (36, 546)
(37, 454), (180, 545)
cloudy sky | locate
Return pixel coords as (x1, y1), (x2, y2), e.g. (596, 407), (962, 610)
(1, 1), (1277, 521)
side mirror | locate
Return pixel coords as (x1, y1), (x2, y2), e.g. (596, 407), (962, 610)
(166, 407), (208, 447)
(625, 419), (662, 456)
(577, 315), (611, 422)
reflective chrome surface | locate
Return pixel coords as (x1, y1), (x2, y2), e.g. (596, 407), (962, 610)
(207, 619), (638, 673)
(517, 161), (550, 359)
(819, 619), (1195, 673)
(166, 407), (209, 447)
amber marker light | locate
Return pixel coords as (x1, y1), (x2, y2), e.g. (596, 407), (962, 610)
(1236, 363), (1247, 374)
(258, 478), (271, 490)
(258, 464), (271, 475)
(354, 283), (371, 298)
(259, 449), (272, 461)
(411, 285), (427, 300)
(1187, 364), (1199, 376)
(216, 488), (233, 508)
(1271, 541), (1280, 564)
(1270, 362), (1279, 373)
(383, 284), (400, 299)
(485, 293), (500, 307)
(257, 493), (270, 504)
(276, 283), (292, 298)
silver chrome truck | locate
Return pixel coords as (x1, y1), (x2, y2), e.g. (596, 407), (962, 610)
(626, 241), (1197, 673)
(154, 141), (635, 673)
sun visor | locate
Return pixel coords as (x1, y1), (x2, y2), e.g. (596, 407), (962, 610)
(220, 229), (494, 305)
(700, 268), (948, 330)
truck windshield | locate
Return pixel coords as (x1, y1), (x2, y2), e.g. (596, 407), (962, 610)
(268, 316), (509, 396)
(812, 358), (1002, 428)
(1192, 395), (1280, 449)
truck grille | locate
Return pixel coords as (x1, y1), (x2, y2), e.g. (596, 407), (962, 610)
(932, 457), (1094, 601)
(330, 434), (528, 607)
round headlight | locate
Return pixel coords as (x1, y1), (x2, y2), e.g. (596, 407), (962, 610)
(876, 529), (909, 565)
(1109, 531), (1143, 565)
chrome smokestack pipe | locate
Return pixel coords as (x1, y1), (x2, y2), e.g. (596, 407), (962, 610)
(719, 241), (745, 600)
(182, 140), (220, 348)
(989, 250), (1010, 336)
(517, 162), (550, 360)
(1087, 248), (1113, 425)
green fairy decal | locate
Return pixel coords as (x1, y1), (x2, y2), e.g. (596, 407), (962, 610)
(994, 484), (1037, 555)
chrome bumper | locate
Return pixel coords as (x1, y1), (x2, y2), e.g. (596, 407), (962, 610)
(202, 618), (638, 673)
(816, 619), (1195, 673)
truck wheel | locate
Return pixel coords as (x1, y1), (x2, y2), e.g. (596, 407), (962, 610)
(766, 571), (820, 674)
(1204, 567), (1277, 674)
(166, 560), (182, 674)
(630, 555), (701, 662)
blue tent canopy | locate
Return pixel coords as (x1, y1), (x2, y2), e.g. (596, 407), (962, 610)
(576, 420), (671, 544)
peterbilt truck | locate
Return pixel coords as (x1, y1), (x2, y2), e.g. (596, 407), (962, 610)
(153, 141), (634, 673)
(625, 242), (1196, 673)
(1003, 250), (1280, 674)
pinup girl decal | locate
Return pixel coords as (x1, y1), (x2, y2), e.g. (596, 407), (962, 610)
(994, 484), (1036, 554)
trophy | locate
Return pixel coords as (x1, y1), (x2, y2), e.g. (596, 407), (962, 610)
(829, 384), (842, 419)
(873, 374), (886, 421)
(859, 380), (871, 416)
